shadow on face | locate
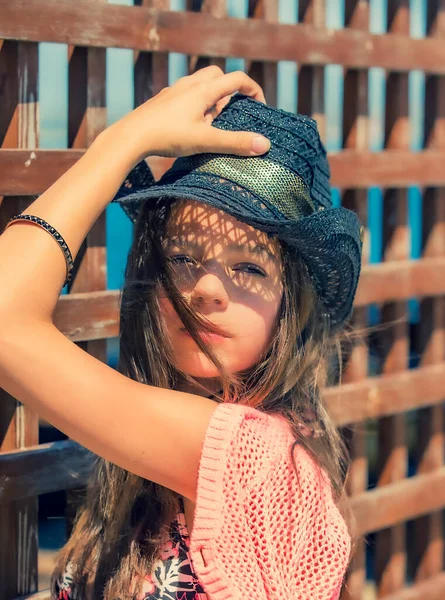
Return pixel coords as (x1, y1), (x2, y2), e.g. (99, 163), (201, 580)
(157, 199), (284, 379)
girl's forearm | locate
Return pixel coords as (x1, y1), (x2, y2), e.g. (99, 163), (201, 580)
(0, 125), (143, 320)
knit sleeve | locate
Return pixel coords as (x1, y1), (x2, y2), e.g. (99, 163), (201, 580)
(188, 402), (351, 600)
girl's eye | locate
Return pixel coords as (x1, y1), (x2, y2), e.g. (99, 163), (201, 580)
(233, 263), (266, 277)
(169, 256), (266, 277)
(168, 255), (197, 265)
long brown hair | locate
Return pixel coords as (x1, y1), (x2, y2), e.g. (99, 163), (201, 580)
(51, 197), (350, 600)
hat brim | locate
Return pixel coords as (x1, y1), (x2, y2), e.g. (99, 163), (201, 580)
(114, 179), (362, 329)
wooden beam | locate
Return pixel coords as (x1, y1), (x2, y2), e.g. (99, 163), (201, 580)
(0, 441), (94, 502)
(325, 362), (445, 427)
(351, 468), (445, 536)
(0, 37), (39, 598)
(380, 573), (445, 600)
(3, 439), (445, 539)
(3, 363), (445, 502)
(5, 149), (445, 196)
(45, 258), (445, 341)
(2, 3), (445, 73)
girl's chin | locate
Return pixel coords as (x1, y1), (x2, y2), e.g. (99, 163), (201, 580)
(174, 354), (238, 378)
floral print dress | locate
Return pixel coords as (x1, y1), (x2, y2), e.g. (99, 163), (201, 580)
(55, 497), (208, 600)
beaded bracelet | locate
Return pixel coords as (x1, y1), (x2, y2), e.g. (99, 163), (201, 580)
(4, 214), (74, 287)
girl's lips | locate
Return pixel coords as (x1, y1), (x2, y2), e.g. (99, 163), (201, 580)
(180, 329), (229, 343)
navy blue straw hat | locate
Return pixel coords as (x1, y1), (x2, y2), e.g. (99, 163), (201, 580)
(112, 94), (363, 330)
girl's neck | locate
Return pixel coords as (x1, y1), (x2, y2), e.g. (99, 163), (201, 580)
(175, 376), (223, 400)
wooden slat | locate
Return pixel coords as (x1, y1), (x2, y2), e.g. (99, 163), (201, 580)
(298, 0), (325, 140)
(351, 468), (445, 537)
(375, 2), (410, 594)
(411, 0), (445, 584)
(0, 39), (39, 598)
(187, 0), (226, 74)
(247, 0), (278, 107)
(54, 290), (120, 341)
(3, 363), (445, 503)
(325, 362), (445, 427)
(6, 149), (445, 195)
(47, 258), (445, 342)
(3, 2), (445, 73)
(353, 257), (445, 306)
(340, 2), (369, 598)
(381, 573), (445, 600)
(0, 441), (94, 502)
(64, 12), (108, 539)
(134, 0), (169, 106)
(3, 439), (445, 539)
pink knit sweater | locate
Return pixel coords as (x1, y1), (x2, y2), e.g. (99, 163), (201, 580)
(55, 402), (351, 599)
(188, 402), (351, 599)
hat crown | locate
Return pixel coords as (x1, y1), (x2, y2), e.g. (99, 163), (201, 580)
(168, 94), (332, 213)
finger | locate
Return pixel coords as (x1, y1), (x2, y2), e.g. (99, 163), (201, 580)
(206, 71), (266, 105)
(195, 125), (270, 157)
(203, 94), (231, 124)
(214, 94), (232, 115)
(185, 65), (224, 83)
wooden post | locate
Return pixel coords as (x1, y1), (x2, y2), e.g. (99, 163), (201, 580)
(412, 0), (445, 583)
(375, 1), (410, 596)
(65, 7), (107, 535)
(134, 0), (173, 181)
(247, 0), (278, 107)
(187, 0), (226, 74)
(0, 40), (39, 598)
(340, 3), (370, 598)
(298, 0), (326, 141)
(134, 0), (170, 105)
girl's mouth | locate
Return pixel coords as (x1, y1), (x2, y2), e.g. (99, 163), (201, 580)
(180, 328), (230, 343)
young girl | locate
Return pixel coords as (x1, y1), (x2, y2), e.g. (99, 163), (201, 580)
(0, 67), (363, 600)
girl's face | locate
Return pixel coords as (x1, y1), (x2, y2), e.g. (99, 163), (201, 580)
(158, 199), (284, 379)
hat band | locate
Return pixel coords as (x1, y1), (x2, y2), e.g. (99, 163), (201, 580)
(166, 154), (316, 221)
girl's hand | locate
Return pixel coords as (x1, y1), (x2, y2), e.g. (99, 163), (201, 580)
(110, 66), (271, 161)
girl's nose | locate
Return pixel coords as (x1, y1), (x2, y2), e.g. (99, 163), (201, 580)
(191, 273), (229, 309)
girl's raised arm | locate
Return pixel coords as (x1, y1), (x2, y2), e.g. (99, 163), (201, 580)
(0, 68), (270, 501)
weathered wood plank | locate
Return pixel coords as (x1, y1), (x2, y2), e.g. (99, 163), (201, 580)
(187, 0), (226, 74)
(247, 0), (278, 108)
(298, 1), (326, 140)
(375, 2), (410, 592)
(64, 15), (108, 539)
(134, 0), (169, 106)
(2, 2), (445, 73)
(325, 362), (445, 427)
(411, 0), (445, 584)
(3, 363), (445, 501)
(3, 439), (445, 539)
(380, 573), (445, 600)
(4, 149), (445, 195)
(0, 441), (94, 502)
(351, 468), (445, 537)
(46, 258), (445, 341)
(340, 2), (369, 598)
(0, 38), (39, 599)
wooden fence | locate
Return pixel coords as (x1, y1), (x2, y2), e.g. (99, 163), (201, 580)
(1, 0), (445, 598)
